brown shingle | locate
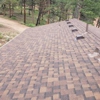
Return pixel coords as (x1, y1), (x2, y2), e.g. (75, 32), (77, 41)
(0, 19), (100, 100)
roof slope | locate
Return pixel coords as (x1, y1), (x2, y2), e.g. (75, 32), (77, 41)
(0, 19), (100, 100)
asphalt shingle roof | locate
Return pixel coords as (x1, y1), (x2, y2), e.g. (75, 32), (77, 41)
(0, 19), (100, 100)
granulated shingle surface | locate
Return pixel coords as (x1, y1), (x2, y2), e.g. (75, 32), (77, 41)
(0, 19), (100, 100)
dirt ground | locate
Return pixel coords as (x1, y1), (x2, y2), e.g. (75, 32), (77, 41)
(0, 16), (29, 33)
(0, 16), (29, 47)
(0, 25), (19, 47)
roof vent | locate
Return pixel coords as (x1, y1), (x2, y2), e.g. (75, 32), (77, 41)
(67, 22), (71, 24)
(76, 34), (85, 40)
(72, 28), (78, 32)
(75, 32), (87, 40)
(69, 25), (74, 27)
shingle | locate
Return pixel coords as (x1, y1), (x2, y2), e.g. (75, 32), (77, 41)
(0, 19), (100, 100)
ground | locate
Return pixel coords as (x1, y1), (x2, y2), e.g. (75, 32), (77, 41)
(0, 24), (18, 46)
(0, 16), (29, 47)
(0, 16), (29, 33)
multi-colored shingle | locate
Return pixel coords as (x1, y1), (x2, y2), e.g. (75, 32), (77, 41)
(0, 19), (100, 100)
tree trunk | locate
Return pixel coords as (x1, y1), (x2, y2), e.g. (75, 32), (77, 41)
(52, 16), (54, 23)
(42, 14), (44, 20)
(86, 23), (88, 32)
(9, 3), (12, 17)
(11, 7), (14, 16)
(47, 11), (50, 24)
(59, 16), (61, 21)
(47, 0), (50, 24)
(66, 10), (68, 20)
(32, 10), (34, 23)
(21, 5), (23, 14)
(78, 12), (81, 20)
(36, 0), (43, 26)
(34, 4), (35, 12)
(28, 6), (31, 15)
(23, 0), (26, 23)
(2, 4), (6, 16)
(32, 0), (34, 24)
(29, 9), (31, 15)
(36, 11), (41, 26)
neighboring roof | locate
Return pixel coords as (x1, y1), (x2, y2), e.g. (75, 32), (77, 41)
(0, 19), (100, 100)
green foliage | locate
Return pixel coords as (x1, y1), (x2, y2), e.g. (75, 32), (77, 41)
(0, 24), (3, 27)
(5, 35), (10, 41)
(40, 20), (46, 25)
(71, 0), (100, 24)
(11, 16), (16, 20)
(81, 0), (99, 19)
(0, 33), (3, 39)
(26, 23), (35, 27)
(0, 0), (100, 26)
